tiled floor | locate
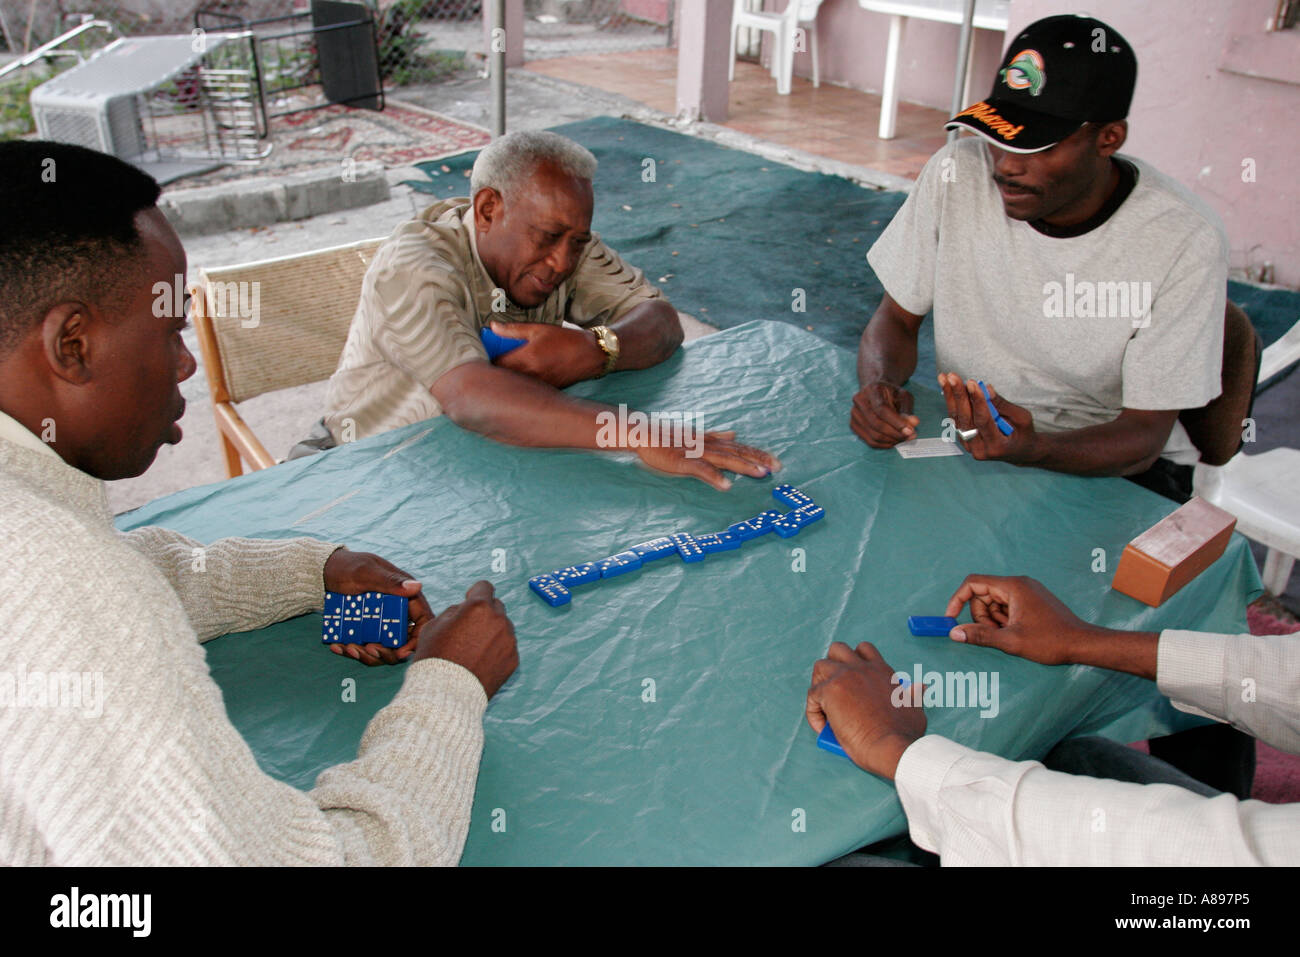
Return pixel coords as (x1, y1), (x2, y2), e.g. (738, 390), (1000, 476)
(526, 47), (949, 181)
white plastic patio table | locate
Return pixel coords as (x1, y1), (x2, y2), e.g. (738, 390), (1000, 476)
(857, 0), (1010, 139)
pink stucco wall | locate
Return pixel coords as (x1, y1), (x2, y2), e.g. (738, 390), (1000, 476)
(622, 0), (672, 24)
(1006, 0), (1299, 288)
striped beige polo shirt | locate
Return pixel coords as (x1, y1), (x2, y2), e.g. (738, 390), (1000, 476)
(322, 197), (665, 443)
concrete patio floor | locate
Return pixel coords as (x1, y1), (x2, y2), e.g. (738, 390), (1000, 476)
(526, 47), (950, 181)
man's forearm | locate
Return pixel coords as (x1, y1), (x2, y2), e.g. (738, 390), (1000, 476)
(436, 361), (619, 448)
(1019, 417), (1168, 477)
(857, 308), (918, 389)
(607, 299), (683, 370)
(120, 526), (339, 641)
(1067, 626), (1161, 680)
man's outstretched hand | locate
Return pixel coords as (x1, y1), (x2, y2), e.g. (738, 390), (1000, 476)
(323, 548), (433, 666)
(805, 641), (926, 780)
(633, 430), (782, 491)
(944, 574), (1160, 678)
(945, 574), (1100, 665)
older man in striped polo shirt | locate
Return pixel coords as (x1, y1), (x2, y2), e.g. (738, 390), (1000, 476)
(315, 130), (778, 491)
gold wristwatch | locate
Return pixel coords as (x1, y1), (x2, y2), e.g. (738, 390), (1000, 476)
(590, 325), (620, 378)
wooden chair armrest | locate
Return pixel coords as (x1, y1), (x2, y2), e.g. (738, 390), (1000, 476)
(213, 401), (277, 473)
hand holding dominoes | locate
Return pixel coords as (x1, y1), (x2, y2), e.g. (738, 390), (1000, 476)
(321, 548), (431, 665)
(480, 324), (526, 361)
(937, 373), (1037, 463)
(487, 320), (604, 388)
(806, 641), (926, 780)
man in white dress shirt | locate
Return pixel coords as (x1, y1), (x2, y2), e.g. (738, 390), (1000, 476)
(806, 574), (1299, 865)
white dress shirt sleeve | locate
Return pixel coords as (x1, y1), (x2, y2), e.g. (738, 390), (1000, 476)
(893, 629), (1300, 865)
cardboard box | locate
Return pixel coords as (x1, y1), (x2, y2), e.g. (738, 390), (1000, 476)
(1111, 497), (1237, 607)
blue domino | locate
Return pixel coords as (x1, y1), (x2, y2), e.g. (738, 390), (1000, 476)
(725, 521), (763, 542)
(631, 538), (677, 562)
(322, 591), (344, 644)
(378, 594), (408, 648)
(323, 590), (408, 648)
(908, 615), (958, 637)
(529, 574), (572, 607)
(554, 562), (600, 586)
(977, 380), (1015, 436)
(696, 531), (741, 554)
(817, 725), (848, 759)
(772, 512), (809, 538)
(772, 484), (814, 509)
(480, 325), (526, 360)
(338, 593), (365, 643)
(598, 551), (643, 578)
(670, 532), (706, 563)
(728, 509), (783, 541)
(794, 503), (825, 525)
(360, 593), (382, 643)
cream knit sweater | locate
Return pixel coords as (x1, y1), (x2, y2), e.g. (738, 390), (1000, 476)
(0, 423), (486, 865)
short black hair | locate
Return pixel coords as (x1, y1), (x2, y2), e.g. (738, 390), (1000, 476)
(0, 141), (161, 354)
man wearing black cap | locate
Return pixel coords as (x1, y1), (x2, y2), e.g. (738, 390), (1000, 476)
(852, 14), (1227, 501)
(851, 15), (1252, 799)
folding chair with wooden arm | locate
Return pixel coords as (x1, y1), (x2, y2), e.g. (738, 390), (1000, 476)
(189, 237), (384, 479)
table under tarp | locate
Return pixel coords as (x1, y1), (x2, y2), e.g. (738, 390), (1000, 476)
(118, 321), (1262, 865)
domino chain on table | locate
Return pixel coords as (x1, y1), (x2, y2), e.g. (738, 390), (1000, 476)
(528, 483), (825, 607)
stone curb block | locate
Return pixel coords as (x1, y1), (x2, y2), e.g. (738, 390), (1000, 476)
(160, 162), (391, 236)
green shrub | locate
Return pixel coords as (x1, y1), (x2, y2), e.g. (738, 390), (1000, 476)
(0, 62), (66, 140)
(378, 0), (467, 85)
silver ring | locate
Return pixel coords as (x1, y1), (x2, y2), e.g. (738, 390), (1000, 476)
(959, 428), (978, 441)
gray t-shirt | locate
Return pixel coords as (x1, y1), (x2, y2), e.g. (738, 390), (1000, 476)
(867, 137), (1228, 465)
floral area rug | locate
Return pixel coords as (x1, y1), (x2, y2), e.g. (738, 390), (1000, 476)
(168, 94), (489, 189)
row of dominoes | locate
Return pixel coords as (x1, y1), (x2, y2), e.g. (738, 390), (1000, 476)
(528, 484), (825, 607)
(322, 591), (410, 648)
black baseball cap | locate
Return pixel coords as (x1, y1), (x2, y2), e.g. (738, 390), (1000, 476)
(946, 14), (1138, 153)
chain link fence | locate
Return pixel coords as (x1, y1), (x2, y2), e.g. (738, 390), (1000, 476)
(374, 0), (672, 71)
(0, 0), (674, 145)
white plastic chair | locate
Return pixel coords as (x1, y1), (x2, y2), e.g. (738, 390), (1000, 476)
(1193, 317), (1300, 596)
(729, 0), (823, 96)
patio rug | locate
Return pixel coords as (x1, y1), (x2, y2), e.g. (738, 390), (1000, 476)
(406, 116), (1299, 392)
(173, 95), (490, 189)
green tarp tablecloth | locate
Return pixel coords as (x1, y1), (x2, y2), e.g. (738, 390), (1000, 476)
(118, 321), (1262, 865)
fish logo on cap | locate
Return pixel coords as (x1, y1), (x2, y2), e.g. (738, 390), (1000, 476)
(1000, 49), (1045, 96)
